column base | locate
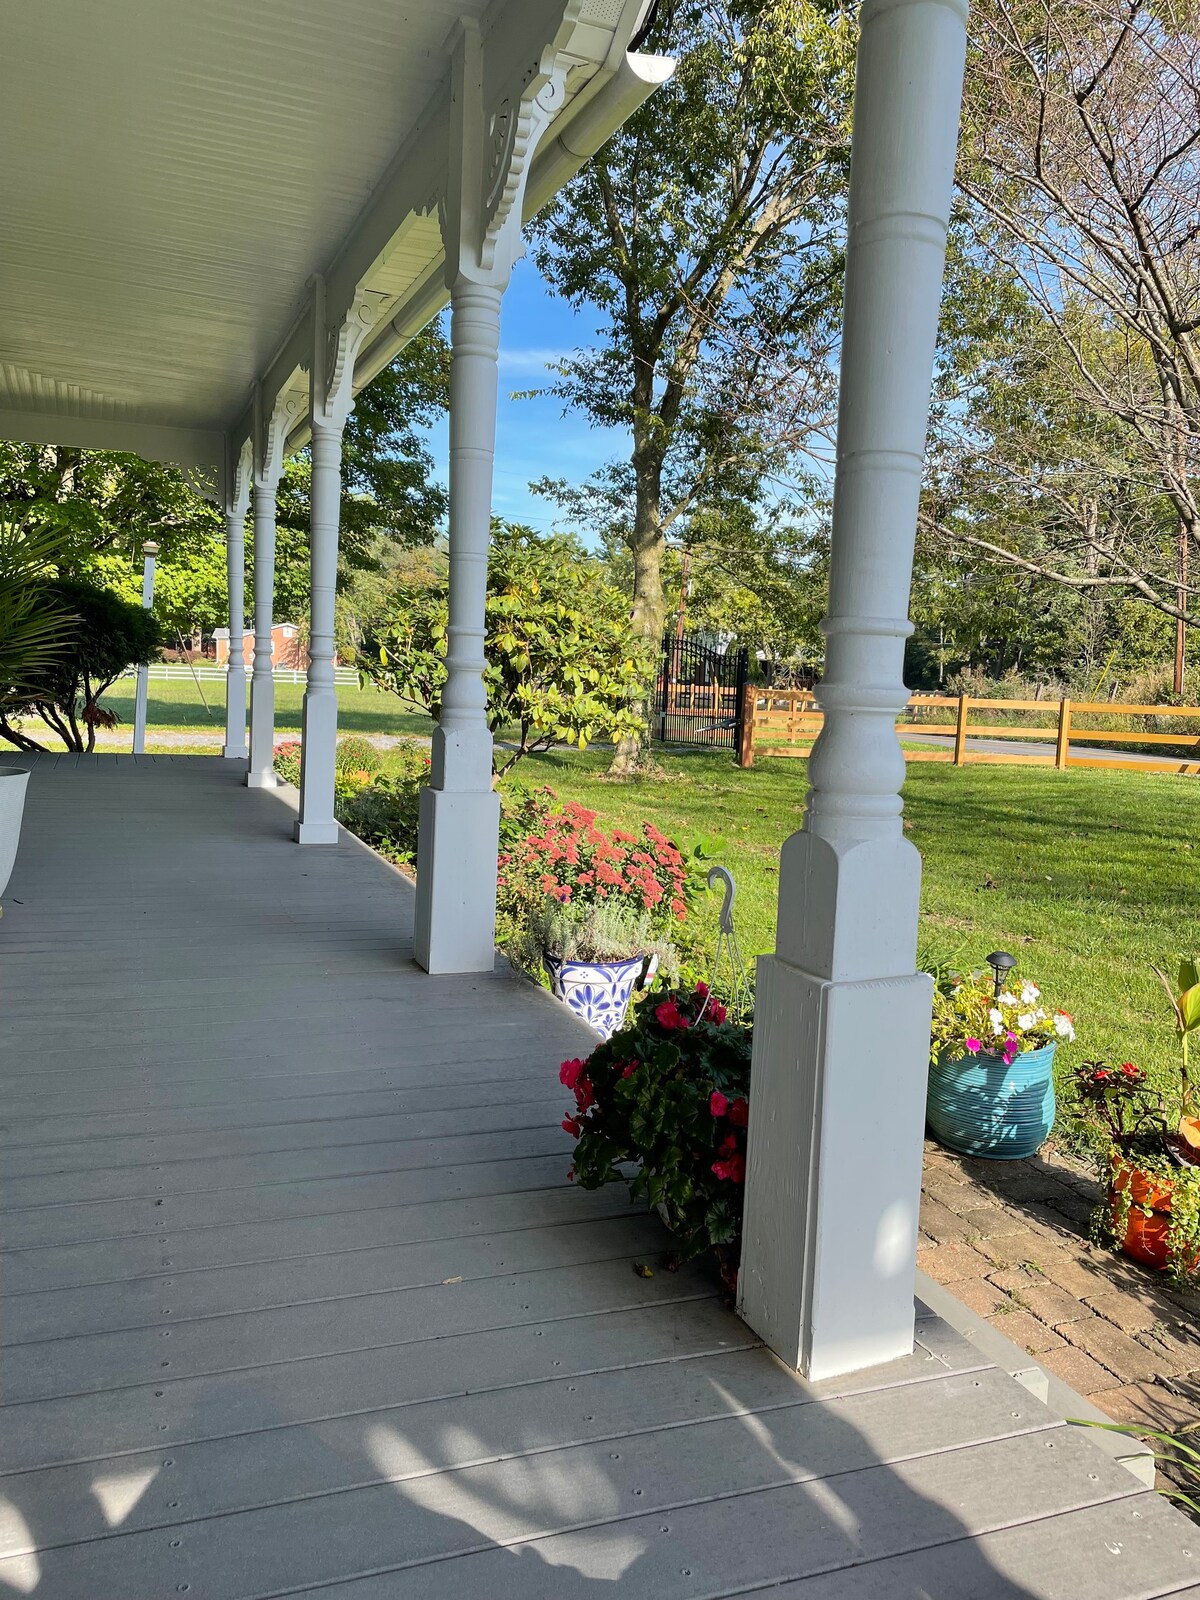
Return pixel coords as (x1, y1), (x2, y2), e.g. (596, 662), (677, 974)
(738, 953), (933, 1381)
(224, 663), (247, 759)
(246, 770), (278, 789)
(295, 686), (338, 843)
(413, 785), (500, 974)
(293, 818), (340, 845)
(248, 665), (276, 783)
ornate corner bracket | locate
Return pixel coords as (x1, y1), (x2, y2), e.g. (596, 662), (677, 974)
(254, 382), (306, 492)
(443, 4), (584, 287)
(312, 281), (388, 432)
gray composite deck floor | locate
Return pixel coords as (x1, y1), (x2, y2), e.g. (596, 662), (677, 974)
(0, 753), (1196, 1600)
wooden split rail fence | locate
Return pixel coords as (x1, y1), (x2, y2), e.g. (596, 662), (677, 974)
(737, 689), (1200, 775)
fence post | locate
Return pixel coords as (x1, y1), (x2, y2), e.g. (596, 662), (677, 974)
(953, 694), (970, 765)
(1056, 697), (1072, 769)
(738, 685), (756, 768)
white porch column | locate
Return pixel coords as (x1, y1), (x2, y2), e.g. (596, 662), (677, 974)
(413, 279), (502, 972)
(248, 385), (303, 788)
(737, 0), (969, 1380)
(413, 19), (569, 972)
(295, 283), (376, 843)
(222, 443), (252, 759)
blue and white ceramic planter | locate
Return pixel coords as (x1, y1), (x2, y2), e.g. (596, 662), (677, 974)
(927, 1041), (1057, 1160)
(544, 952), (650, 1040)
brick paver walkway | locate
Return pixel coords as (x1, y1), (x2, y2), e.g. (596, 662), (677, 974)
(920, 1139), (1200, 1442)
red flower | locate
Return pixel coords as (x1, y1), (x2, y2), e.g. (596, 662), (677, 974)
(718, 1133), (738, 1156)
(711, 1154), (746, 1184)
(559, 1058), (585, 1090)
(710, 1090), (729, 1118)
(656, 999), (687, 1030)
(562, 1115), (582, 1138)
(574, 1076), (595, 1112)
(695, 981), (709, 999)
(621, 1059), (640, 1078)
(1120, 1062), (1142, 1079)
(708, 1000), (728, 1025)
(727, 1096), (749, 1128)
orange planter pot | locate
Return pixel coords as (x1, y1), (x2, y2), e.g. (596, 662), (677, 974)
(1109, 1155), (1198, 1273)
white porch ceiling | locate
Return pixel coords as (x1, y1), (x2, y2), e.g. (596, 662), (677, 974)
(0, 0), (664, 474)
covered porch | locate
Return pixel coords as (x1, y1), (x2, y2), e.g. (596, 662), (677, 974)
(0, 753), (1194, 1596)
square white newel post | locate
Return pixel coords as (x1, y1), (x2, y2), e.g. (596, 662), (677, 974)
(737, 0), (969, 1381)
(413, 18), (571, 972)
(222, 441), (252, 760)
(248, 383), (304, 788)
(294, 280), (377, 843)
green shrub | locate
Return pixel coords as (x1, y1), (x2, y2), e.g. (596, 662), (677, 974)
(273, 741), (302, 786)
(0, 576), (161, 752)
(335, 735), (381, 776)
(334, 740), (430, 866)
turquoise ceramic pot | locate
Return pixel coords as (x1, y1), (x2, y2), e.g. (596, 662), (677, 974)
(927, 1041), (1057, 1159)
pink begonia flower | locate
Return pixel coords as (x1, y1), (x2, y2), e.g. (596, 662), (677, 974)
(708, 1000), (728, 1024)
(695, 981), (709, 998)
(964, 1038), (982, 1054)
(709, 1090), (729, 1118)
(562, 1115), (582, 1138)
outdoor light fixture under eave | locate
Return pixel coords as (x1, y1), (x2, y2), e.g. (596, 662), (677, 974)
(986, 949), (1017, 1000)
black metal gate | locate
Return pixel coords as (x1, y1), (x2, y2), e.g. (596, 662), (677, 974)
(654, 633), (748, 750)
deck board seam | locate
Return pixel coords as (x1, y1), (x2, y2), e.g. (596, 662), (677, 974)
(0, 1239), (667, 1346)
(0, 1207), (643, 1296)
(0, 1289), (724, 1406)
(0, 1352), (989, 1481)
(0, 1145), (573, 1214)
(0, 1370), (1040, 1561)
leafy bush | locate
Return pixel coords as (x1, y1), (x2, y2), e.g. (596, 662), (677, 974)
(334, 740), (430, 867)
(562, 983), (752, 1291)
(273, 741), (302, 786)
(358, 523), (650, 772)
(0, 523), (74, 717)
(335, 735), (381, 777)
(0, 577), (161, 752)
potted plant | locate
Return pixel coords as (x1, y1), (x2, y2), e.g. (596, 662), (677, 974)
(498, 793), (692, 1038)
(560, 982), (751, 1291)
(1074, 1058), (1200, 1283)
(1077, 959), (1200, 1282)
(926, 952), (1076, 1158)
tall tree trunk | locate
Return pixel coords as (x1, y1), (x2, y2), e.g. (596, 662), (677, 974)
(609, 443), (667, 777)
(1175, 517), (1189, 697)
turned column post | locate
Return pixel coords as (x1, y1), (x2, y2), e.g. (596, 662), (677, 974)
(738, 0), (969, 1379)
(413, 17), (569, 971)
(222, 443), (252, 760)
(294, 281), (376, 843)
(248, 384), (303, 788)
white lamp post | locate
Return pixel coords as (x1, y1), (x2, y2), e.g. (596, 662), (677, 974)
(132, 539), (159, 756)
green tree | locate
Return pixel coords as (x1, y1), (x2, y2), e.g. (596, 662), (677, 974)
(0, 523), (74, 708)
(359, 524), (649, 773)
(527, 0), (854, 771)
(0, 328), (450, 643)
(0, 578), (162, 752)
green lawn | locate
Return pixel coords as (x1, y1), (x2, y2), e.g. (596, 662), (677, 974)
(99, 678), (432, 740)
(482, 747), (1197, 1114)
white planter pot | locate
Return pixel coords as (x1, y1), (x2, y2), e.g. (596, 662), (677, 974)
(0, 768), (30, 898)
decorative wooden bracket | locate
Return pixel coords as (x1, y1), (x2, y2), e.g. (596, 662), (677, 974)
(442, 5), (583, 287)
(254, 382), (306, 492)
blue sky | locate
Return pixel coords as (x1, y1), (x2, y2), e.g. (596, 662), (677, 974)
(423, 254), (628, 536)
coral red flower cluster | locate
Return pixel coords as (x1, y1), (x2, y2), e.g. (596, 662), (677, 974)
(709, 1089), (749, 1184)
(501, 794), (690, 923)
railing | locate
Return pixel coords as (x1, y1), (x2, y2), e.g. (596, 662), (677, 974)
(737, 688), (1200, 774)
(118, 664), (360, 685)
